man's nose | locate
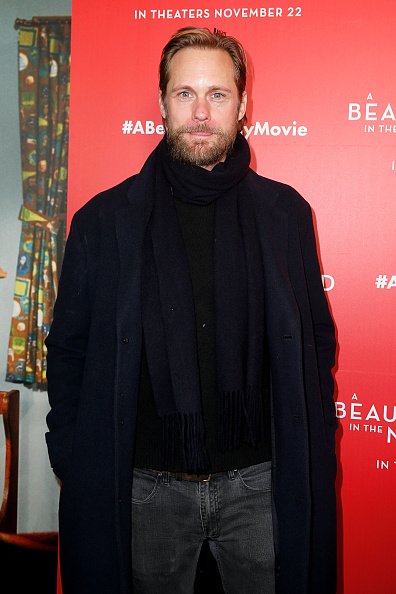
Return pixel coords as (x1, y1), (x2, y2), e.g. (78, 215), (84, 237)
(192, 97), (210, 121)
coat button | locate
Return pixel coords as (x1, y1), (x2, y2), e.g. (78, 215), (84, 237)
(121, 337), (129, 344)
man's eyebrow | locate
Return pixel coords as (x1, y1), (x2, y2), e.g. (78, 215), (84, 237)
(170, 84), (232, 93)
(170, 84), (194, 93)
(207, 85), (232, 93)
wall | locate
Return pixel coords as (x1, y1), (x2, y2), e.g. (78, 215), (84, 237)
(66, 2), (396, 593)
(0, 0), (71, 534)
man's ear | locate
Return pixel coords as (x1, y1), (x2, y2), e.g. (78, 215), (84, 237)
(238, 91), (247, 121)
(159, 89), (167, 119)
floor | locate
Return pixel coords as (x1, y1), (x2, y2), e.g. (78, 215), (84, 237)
(194, 540), (225, 593)
(0, 541), (57, 593)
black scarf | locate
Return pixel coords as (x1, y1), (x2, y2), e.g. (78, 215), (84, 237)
(142, 133), (265, 471)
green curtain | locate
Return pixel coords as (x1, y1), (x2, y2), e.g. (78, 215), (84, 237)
(6, 18), (71, 388)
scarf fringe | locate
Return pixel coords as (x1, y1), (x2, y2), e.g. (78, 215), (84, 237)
(218, 385), (263, 451)
(162, 412), (210, 472)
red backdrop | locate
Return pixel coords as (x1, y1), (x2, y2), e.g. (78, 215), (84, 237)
(65, 1), (396, 592)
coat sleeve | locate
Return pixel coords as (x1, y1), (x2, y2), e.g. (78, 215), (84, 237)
(45, 213), (91, 480)
(300, 204), (338, 442)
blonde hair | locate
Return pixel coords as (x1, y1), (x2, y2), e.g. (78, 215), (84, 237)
(159, 27), (248, 128)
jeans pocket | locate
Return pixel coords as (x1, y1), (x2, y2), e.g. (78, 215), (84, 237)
(237, 461), (272, 492)
(132, 468), (160, 504)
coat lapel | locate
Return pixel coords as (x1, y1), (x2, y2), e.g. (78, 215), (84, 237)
(115, 166), (153, 337)
(249, 174), (301, 338)
(249, 175), (290, 291)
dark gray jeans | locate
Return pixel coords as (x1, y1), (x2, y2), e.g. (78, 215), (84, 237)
(131, 461), (275, 593)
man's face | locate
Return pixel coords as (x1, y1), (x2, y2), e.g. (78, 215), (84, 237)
(159, 47), (247, 170)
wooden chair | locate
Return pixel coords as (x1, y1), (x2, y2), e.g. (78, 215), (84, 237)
(0, 389), (58, 552)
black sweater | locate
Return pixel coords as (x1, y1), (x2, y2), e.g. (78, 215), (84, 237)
(134, 195), (271, 472)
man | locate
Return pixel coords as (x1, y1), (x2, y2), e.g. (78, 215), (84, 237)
(45, 27), (338, 594)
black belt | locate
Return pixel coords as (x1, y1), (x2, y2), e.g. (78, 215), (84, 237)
(151, 469), (212, 482)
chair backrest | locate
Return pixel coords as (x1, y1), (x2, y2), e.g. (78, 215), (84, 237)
(0, 390), (20, 533)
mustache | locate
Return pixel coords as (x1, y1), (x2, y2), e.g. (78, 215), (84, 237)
(175, 125), (223, 135)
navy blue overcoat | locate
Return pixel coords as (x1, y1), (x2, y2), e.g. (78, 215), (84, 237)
(45, 152), (338, 594)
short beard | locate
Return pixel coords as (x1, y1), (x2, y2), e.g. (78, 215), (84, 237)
(166, 123), (238, 168)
